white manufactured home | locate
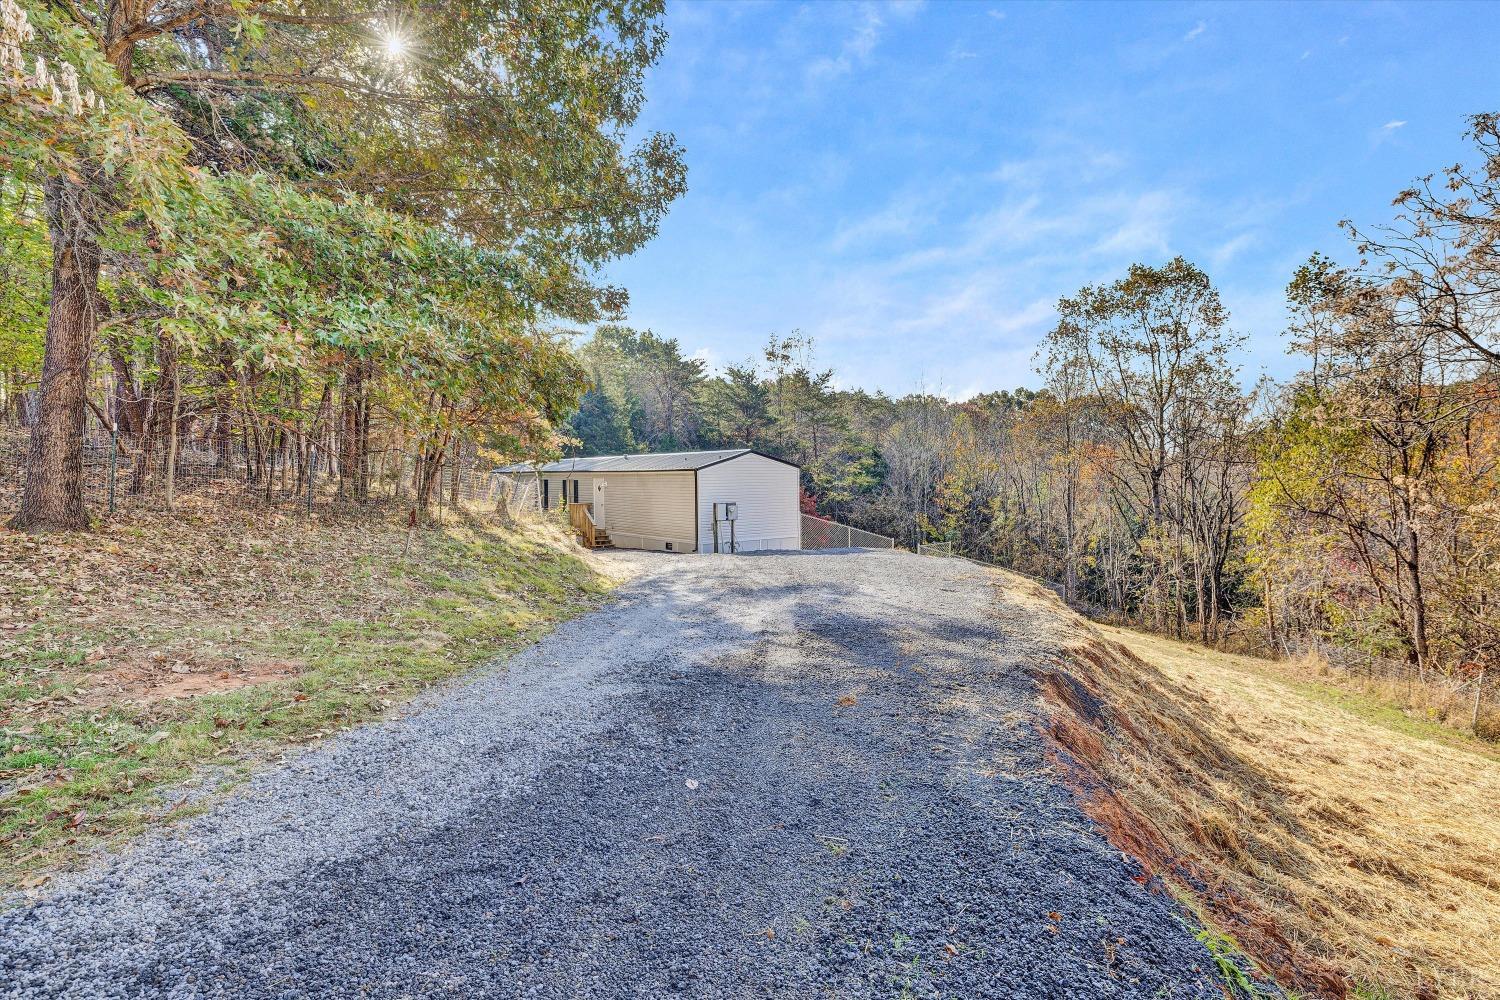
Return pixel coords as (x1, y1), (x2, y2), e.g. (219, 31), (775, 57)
(496, 449), (801, 554)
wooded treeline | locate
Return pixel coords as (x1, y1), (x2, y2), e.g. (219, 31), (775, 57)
(565, 118), (1500, 724)
(1, 0), (684, 526)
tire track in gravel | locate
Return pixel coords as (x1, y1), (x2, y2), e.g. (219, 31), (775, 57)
(1, 550), (1223, 999)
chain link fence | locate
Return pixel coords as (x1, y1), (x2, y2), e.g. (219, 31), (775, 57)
(914, 538), (1069, 603)
(800, 514), (896, 550)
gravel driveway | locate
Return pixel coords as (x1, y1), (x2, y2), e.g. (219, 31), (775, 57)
(1, 550), (1223, 999)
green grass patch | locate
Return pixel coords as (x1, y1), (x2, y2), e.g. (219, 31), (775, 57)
(1281, 676), (1499, 761)
(0, 514), (614, 888)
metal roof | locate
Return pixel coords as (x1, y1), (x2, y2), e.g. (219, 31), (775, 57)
(496, 448), (797, 474)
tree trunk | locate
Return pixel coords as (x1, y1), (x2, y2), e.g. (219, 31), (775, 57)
(163, 359), (181, 510)
(415, 438), (446, 512)
(1264, 577), (1277, 650)
(338, 360), (371, 500)
(210, 356), (234, 468)
(1062, 482), (1077, 603)
(265, 425), (280, 502)
(450, 439), (463, 507)
(11, 177), (102, 531)
(107, 338), (144, 436)
(1405, 527), (1430, 680)
(130, 333), (177, 495)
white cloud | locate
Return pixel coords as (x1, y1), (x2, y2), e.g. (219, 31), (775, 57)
(1372, 119), (1408, 147)
(1184, 21), (1207, 42)
(1210, 232), (1258, 269)
(1089, 190), (1181, 258)
(830, 191), (935, 252)
(798, 181), (1190, 391)
(806, 1), (923, 81)
(991, 147), (1126, 188)
(689, 345), (719, 372)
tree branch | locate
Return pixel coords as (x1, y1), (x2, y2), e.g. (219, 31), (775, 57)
(138, 69), (411, 103)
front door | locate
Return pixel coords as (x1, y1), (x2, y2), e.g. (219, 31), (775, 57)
(593, 481), (606, 528)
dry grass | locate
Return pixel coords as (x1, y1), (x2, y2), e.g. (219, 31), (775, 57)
(1, 497), (612, 886)
(1275, 648), (1500, 745)
(1029, 592), (1500, 1000)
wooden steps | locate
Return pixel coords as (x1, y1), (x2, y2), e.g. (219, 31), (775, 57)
(566, 502), (612, 549)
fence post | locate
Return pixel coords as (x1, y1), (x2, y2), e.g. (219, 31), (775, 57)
(107, 423), (119, 516)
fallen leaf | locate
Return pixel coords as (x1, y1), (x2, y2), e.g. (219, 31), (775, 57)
(685, 778), (699, 790)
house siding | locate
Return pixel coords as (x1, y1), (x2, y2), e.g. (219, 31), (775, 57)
(550, 474), (592, 508)
(497, 453), (799, 554)
(696, 453), (800, 553)
(526, 473), (592, 510)
(591, 471), (696, 552)
(495, 472), (592, 511)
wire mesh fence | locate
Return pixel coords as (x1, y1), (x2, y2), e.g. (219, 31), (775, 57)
(800, 514), (896, 550)
(917, 541), (954, 557)
(0, 414), (526, 524)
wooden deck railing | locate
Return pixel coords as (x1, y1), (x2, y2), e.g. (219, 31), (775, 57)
(568, 501), (597, 548)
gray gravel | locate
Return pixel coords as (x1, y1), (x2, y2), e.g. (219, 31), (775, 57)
(1, 550), (1223, 999)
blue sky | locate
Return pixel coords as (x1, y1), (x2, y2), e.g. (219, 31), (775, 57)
(603, 0), (1500, 397)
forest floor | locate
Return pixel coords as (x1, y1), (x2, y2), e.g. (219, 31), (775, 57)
(0, 499), (616, 887)
(1040, 618), (1500, 1000)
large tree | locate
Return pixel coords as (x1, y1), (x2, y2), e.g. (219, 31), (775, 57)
(1256, 254), (1490, 672)
(1041, 258), (1251, 638)
(6, 0), (685, 529)
(1342, 113), (1500, 369)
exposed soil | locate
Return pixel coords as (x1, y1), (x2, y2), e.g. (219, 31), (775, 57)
(74, 656), (303, 709)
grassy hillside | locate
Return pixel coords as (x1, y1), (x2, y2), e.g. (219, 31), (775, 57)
(1032, 598), (1500, 1000)
(0, 504), (616, 889)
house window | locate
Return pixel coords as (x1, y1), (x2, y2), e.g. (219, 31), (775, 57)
(573, 480), (580, 503)
(542, 479), (549, 510)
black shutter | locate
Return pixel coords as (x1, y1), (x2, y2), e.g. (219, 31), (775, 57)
(542, 479), (549, 510)
(573, 480), (580, 503)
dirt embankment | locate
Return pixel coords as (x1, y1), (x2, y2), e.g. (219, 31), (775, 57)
(1021, 579), (1500, 1000)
